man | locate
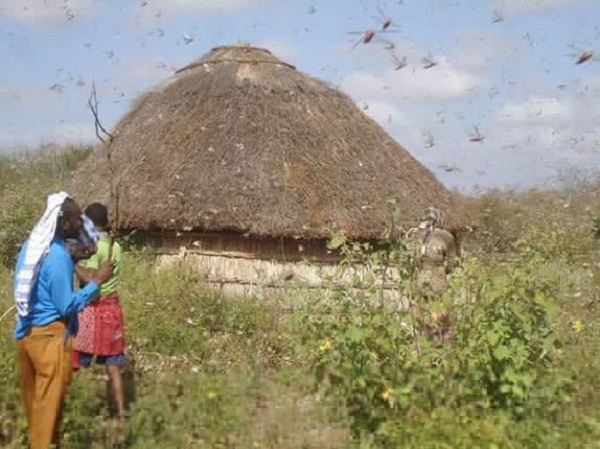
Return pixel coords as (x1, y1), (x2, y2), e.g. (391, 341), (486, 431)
(413, 207), (459, 341)
(73, 203), (127, 422)
(416, 207), (460, 298)
(13, 193), (113, 449)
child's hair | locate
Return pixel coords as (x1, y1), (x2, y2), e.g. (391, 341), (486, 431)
(84, 203), (109, 228)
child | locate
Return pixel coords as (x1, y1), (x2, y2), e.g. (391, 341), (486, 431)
(73, 203), (127, 420)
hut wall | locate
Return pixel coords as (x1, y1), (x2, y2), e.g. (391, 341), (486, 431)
(154, 231), (340, 263)
(147, 231), (407, 303)
(151, 231), (338, 288)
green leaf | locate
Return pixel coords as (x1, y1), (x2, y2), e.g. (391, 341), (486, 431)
(347, 327), (365, 343)
(512, 384), (525, 398)
(486, 330), (500, 346)
(492, 345), (511, 361)
(327, 234), (346, 250)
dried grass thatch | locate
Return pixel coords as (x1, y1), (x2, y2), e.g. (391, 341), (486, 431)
(73, 45), (475, 239)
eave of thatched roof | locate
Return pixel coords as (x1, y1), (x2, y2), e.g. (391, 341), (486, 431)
(72, 45), (476, 239)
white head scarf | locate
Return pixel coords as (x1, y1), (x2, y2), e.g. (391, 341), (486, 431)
(13, 192), (99, 317)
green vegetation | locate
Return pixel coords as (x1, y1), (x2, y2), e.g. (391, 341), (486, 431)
(1, 146), (599, 448)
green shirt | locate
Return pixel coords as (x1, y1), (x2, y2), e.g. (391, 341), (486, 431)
(82, 233), (122, 295)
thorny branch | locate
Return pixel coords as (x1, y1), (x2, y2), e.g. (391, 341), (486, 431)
(87, 82), (119, 258)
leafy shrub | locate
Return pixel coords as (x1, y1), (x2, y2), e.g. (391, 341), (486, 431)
(297, 237), (568, 447)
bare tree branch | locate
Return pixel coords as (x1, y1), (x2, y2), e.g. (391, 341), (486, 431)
(87, 82), (114, 144)
(87, 82), (119, 258)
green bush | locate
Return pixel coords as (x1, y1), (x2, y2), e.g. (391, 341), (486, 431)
(297, 238), (569, 447)
(0, 145), (92, 266)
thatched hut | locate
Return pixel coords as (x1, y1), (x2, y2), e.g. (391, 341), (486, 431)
(73, 45), (474, 296)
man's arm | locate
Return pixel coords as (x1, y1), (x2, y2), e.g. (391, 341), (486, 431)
(48, 253), (100, 317)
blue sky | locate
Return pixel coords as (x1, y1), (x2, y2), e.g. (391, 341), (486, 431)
(1, 0), (599, 192)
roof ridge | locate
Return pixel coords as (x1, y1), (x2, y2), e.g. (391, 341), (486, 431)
(176, 58), (296, 75)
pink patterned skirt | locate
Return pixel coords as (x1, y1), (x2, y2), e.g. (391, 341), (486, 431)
(73, 292), (125, 356)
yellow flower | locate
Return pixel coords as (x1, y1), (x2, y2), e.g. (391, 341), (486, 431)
(207, 391), (217, 400)
(319, 340), (332, 352)
(431, 311), (440, 323)
(571, 320), (584, 334)
(380, 387), (394, 404)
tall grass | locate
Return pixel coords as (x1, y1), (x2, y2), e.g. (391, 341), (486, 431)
(0, 145), (599, 448)
(0, 145), (92, 266)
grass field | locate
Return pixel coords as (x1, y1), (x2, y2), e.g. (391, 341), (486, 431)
(1, 145), (599, 448)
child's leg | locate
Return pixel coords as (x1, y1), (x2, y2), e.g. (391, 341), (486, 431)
(101, 358), (127, 444)
(106, 363), (124, 418)
(100, 355), (127, 418)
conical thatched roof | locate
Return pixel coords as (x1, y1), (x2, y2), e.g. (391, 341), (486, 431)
(73, 45), (474, 239)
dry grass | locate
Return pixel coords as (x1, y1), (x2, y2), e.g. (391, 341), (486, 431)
(72, 45), (475, 239)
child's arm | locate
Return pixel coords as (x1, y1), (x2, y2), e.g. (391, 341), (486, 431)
(75, 265), (97, 284)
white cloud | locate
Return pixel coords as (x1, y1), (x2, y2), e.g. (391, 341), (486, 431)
(449, 29), (526, 71)
(495, 90), (600, 129)
(425, 122), (600, 192)
(344, 38), (422, 71)
(132, 0), (269, 26)
(341, 56), (485, 103)
(0, 0), (99, 24)
(580, 73), (600, 97)
(114, 56), (176, 87)
(0, 86), (21, 101)
(0, 0), (268, 26)
(362, 101), (405, 125)
(496, 97), (571, 124)
(495, 0), (563, 12)
(360, 100), (423, 144)
(490, 125), (565, 150)
(253, 40), (298, 65)
(101, 54), (189, 102)
(142, 0), (266, 12)
(493, 0), (593, 14)
(0, 84), (63, 109)
(353, 90), (600, 192)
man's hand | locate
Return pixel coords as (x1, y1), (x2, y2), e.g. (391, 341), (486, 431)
(91, 259), (113, 285)
(67, 242), (97, 261)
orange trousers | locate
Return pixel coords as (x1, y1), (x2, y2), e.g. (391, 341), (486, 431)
(16, 321), (73, 449)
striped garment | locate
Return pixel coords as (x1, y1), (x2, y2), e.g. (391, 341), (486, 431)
(13, 192), (99, 317)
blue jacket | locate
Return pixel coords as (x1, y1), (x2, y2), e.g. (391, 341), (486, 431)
(14, 238), (99, 340)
